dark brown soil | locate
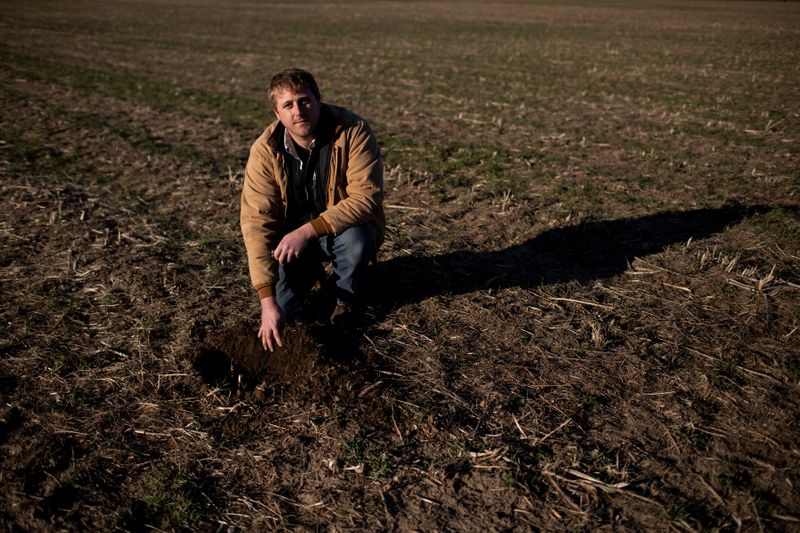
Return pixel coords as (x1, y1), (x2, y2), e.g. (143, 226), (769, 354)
(194, 323), (321, 391)
(191, 321), (376, 401)
(2, 1), (799, 531)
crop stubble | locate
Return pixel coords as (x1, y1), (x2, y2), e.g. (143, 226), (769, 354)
(1, 0), (799, 530)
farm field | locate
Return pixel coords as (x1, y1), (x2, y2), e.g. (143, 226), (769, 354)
(1, 0), (799, 530)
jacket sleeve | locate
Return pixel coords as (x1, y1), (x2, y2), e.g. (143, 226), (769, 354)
(240, 137), (283, 299)
(314, 119), (383, 235)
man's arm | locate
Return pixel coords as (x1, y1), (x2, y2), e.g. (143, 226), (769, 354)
(241, 135), (283, 298)
(252, 222), (315, 351)
(313, 119), (383, 235)
(241, 135), (288, 350)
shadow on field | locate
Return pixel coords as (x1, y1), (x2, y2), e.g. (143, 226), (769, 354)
(191, 205), (777, 394)
(370, 205), (776, 310)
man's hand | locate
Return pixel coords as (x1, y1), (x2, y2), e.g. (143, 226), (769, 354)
(274, 222), (316, 263)
(259, 296), (284, 352)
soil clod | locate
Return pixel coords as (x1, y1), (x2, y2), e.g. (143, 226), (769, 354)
(193, 323), (322, 394)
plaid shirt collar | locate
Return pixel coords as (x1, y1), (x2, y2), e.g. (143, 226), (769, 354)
(283, 128), (316, 166)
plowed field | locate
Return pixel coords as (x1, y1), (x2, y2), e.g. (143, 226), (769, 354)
(2, 1), (799, 530)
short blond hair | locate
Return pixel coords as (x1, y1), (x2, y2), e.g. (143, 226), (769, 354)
(268, 68), (321, 109)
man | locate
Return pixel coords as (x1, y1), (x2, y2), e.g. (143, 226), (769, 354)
(240, 68), (384, 351)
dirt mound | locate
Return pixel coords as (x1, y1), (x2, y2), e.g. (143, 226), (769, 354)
(191, 321), (373, 403)
(190, 321), (382, 447)
(193, 323), (321, 391)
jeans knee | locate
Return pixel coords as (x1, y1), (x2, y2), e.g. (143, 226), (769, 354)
(334, 226), (375, 267)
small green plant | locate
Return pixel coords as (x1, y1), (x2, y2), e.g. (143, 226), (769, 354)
(674, 425), (711, 451)
(708, 360), (743, 391)
(141, 467), (203, 529)
(340, 435), (396, 481)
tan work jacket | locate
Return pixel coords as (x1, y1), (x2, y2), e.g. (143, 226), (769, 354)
(240, 104), (385, 299)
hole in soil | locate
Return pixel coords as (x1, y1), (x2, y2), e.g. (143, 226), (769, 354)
(190, 321), (389, 447)
(191, 322), (373, 402)
(193, 348), (233, 390)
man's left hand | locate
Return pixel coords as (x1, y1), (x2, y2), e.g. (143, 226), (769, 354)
(274, 222), (316, 263)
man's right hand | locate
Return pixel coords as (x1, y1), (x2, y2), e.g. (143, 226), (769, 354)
(273, 222), (316, 264)
(259, 296), (284, 352)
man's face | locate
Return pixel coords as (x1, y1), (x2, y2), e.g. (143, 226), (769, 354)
(273, 87), (321, 148)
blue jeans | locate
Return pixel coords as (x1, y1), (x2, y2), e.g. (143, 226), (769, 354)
(275, 225), (376, 320)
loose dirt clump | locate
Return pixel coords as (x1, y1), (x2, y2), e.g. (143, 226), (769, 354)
(193, 323), (320, 394)
(192, 321), (373, 403)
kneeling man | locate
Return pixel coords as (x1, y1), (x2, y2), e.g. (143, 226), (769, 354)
(241, 68), (384, 351)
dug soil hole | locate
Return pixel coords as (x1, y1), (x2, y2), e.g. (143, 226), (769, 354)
(191, 322), (371, 402)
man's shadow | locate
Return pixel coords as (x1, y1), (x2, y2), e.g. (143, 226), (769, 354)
(367, 204), (781, 313)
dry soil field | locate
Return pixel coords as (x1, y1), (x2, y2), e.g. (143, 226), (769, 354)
(1, 0), (799, 530)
